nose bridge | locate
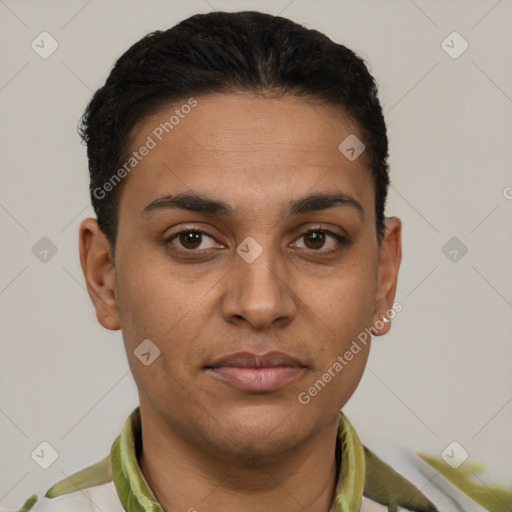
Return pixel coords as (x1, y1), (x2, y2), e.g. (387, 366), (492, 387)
(239, 234), (279, 288)
(224, 233), (295, 329)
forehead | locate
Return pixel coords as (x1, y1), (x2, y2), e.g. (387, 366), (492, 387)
(119, 92), (374, 218)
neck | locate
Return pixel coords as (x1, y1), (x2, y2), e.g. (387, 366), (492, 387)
(137, 405), (341, 512)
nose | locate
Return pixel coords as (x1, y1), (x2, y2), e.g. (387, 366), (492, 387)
(222, 237), (297, 330)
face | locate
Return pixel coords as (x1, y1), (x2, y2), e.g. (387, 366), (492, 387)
(80, 92), (401, 461)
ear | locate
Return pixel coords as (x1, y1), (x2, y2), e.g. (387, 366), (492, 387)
(372, 217), (402, 336)
(79, 218), (121, 330)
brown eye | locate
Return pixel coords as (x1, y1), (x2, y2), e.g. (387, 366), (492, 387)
(178, 232), (203, 249)
(303, 231), (327, 250)
(166, 230), (219, 252)
(293, 229), (349, 252)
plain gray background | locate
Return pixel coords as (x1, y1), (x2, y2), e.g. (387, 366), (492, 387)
(1, 0), (511, 510)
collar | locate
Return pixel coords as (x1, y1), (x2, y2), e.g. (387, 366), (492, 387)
(111, 406), (366, 512)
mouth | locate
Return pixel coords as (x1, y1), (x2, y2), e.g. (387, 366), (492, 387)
(205, 351), (307, 392)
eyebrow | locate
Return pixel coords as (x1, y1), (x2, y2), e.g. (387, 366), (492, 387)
(142, 191), (364, 220)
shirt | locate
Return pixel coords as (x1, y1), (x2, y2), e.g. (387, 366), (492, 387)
(15, 407), (439, 512)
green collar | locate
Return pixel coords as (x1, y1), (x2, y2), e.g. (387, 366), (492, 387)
(110, 406), (365, 512)
(38, 406), (437, 511)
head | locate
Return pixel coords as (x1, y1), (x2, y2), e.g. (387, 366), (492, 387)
(79, 11), (401, 462)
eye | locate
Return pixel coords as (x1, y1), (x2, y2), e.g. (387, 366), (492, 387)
(164, 227), (349, 254)
(292, 228), (348, 251)
(165, 229), (221, 251)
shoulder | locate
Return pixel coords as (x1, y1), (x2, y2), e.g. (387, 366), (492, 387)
(362, 446), (438, 512)
(15, 456), (124, 512)
(359, 496), (391, 511)
(29, 481), (123, 512)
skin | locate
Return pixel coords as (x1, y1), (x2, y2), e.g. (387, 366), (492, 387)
(79, 92), (402, 512)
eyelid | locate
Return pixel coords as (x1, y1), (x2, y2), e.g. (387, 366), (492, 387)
(294, 224), (348, 240)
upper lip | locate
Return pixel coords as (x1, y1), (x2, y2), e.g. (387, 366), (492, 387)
(206, 351), (306, 369)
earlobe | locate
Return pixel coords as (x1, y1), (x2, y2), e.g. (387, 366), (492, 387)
(79, 218), (121, 331)
(372, 217), (402, 337)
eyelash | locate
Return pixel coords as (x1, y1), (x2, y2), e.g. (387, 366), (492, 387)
(163, 227), (349, 254)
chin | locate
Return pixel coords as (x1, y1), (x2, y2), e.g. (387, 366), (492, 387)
(214, 403), (309, 454)
(218, 429), (300, 463)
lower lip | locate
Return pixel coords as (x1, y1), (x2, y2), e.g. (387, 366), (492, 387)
(207, 366), (304, 392)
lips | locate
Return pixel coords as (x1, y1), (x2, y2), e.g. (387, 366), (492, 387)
(208, 351), (305, 369)
(205, 351), (306, 392)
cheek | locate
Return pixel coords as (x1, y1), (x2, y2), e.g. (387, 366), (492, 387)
(115, 249), (196, 337)
(298, 260), (375, 378)
(307, 262), (376, 330)
(114, 253), (212, 381)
